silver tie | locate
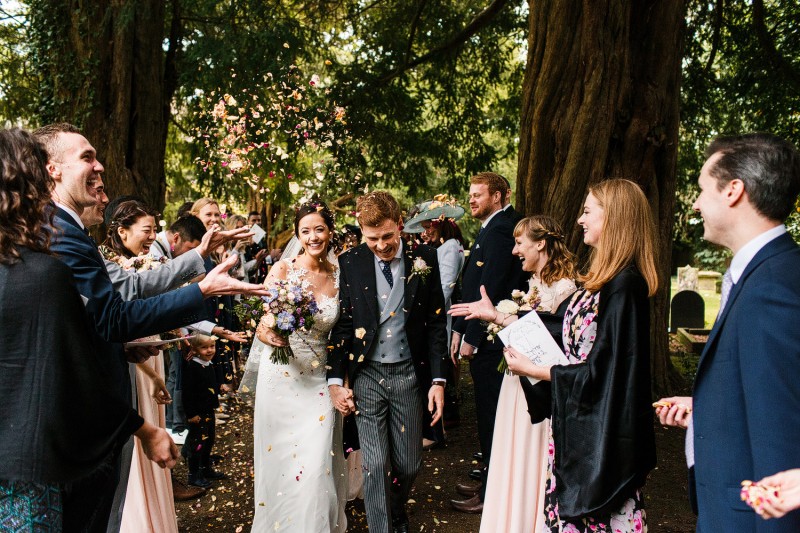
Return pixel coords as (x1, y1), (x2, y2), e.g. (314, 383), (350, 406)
(718, 269), (733, 315)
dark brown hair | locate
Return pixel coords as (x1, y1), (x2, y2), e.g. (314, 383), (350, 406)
(294, 199), (335, 235)
(428, 219), (467, 249)
(32, 123), (82, 162)
(706, 133), (800, 222)
(0, 128), (55, 264)
(105, 200), (159, 258)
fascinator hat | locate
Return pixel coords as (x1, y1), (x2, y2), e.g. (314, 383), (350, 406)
(404, 196), (465, 234)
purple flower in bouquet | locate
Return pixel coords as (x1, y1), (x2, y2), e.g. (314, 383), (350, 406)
(276, 311), (295, 331)
(257, 278), (321, 365)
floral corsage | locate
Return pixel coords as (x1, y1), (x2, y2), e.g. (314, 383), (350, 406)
(409, 256), (432, 282)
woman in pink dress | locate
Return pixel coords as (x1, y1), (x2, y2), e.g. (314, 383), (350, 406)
(450, 215), (576, 532)
(103, 200), (179, 533)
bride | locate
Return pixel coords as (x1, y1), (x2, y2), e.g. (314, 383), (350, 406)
(247, 201), (347, 532)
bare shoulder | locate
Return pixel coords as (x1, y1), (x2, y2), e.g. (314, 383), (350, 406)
(265, 259), (290, 284)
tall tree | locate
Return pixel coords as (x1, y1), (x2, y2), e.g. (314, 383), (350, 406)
(29, 0), (171, 211)
(516, 0), (687, 394)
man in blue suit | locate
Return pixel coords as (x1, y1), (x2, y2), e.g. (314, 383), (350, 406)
(660, 133), (800, 531)
(34, 123), (268, 532)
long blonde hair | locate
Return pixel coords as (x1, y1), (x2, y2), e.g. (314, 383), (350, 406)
(580, 179), (658, 296)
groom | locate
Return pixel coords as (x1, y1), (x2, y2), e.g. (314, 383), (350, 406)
(328, 191), (448, 533)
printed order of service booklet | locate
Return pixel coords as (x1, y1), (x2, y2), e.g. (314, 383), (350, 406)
(497, 311), (569, 385)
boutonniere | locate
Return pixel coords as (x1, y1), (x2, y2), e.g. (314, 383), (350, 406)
(409, 256), (432, 282)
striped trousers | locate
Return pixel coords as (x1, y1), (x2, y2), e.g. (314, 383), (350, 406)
(353, 360), (423, 533)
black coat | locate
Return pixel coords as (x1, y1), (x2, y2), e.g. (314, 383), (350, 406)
(327, 241), (448, 386)
(452, 210), (526, 351)
(183, 359), (220, 418)
(0, 248), (143, 483)
(549, 266), (656, 520)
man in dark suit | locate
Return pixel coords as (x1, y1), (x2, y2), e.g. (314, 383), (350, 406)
(34, 122), (268, 532)
(449, 172), (525, 512)
(658, 133), (800, 531)
(327, 191), (448, 533)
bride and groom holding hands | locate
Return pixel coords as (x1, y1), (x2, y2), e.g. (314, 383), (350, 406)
(249, 191), (448, 533)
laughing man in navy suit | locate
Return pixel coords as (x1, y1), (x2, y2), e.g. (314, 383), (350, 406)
(33, 123), (268, 532)
(658, 133), (800, 531)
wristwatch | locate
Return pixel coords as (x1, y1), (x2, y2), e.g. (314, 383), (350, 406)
(431, 381), (445, 387)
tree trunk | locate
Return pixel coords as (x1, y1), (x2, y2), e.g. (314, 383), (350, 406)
(34, 0), (169, 213)
(517, 0), (686, 395)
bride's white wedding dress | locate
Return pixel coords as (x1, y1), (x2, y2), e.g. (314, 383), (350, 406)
(251, 260), (347, 532)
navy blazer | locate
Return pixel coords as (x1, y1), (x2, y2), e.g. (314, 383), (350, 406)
(50, 207), (208, 401)
(327, 241), (448, 386)
(693, 232), (800, 531)
(452, 210), (526, 350)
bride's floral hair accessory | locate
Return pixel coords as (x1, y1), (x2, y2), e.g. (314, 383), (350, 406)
(294, 198), (334, 235)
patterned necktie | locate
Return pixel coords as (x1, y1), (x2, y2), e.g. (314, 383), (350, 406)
(718, 269), (733, 316)
(379, 260), (394, 288)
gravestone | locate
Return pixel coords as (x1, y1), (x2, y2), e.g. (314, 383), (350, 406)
(670, 290), (705, 333)
(677, 265), (699, 292)
(697, 270), (722, 292)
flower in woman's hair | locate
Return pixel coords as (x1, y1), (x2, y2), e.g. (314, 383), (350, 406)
(495, 299), (519, 316)
(409, 256), (432, 281)
(276, 311), (296, 331)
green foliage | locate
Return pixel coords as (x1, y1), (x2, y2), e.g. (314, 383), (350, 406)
(323, 0), (527, 196)
(677, 0), (800, 256)
(0, 4), (36, 125)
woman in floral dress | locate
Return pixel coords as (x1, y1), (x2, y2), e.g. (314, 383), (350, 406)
(504, 180), (658, 533)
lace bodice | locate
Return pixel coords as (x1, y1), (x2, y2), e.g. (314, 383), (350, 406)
(528, 275), (577, 314)
(284, 258), (340, 372)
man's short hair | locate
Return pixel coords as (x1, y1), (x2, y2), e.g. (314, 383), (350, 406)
(170, 215), (206, 242)
(706, 133), (800, 222)
(248, 210), (260, 218)
(32, 123), (82, 161)
(356, 191), (401, 227)
(470, 172), (507, 201)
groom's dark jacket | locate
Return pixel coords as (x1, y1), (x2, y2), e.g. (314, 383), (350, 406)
(327, 241), (448, 386)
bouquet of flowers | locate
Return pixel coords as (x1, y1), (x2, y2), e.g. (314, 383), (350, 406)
(485, 286), (542, 341)
(100, 246), (168, 272)
(486, 286), (542, 373)
(258, 279), (320, 364)
(233, 295), (268, 333)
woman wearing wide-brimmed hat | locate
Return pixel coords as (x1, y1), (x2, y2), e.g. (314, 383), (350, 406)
(405, 197), (467, 445)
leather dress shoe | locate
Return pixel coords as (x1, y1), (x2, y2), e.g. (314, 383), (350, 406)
(473, 451), (483, 462)
(392, 512), (410, 533)
(392, 522), (410, 533)
(455, 481), (482, 497)
(450, 494), (484, 513)
(172, 477), (205, 501)
(468, 468), (483, 481)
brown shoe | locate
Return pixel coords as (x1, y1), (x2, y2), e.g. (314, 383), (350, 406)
(450, 494), (484, 513)
(455, 481), (482, 497)
(173, 477), (206, 501)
